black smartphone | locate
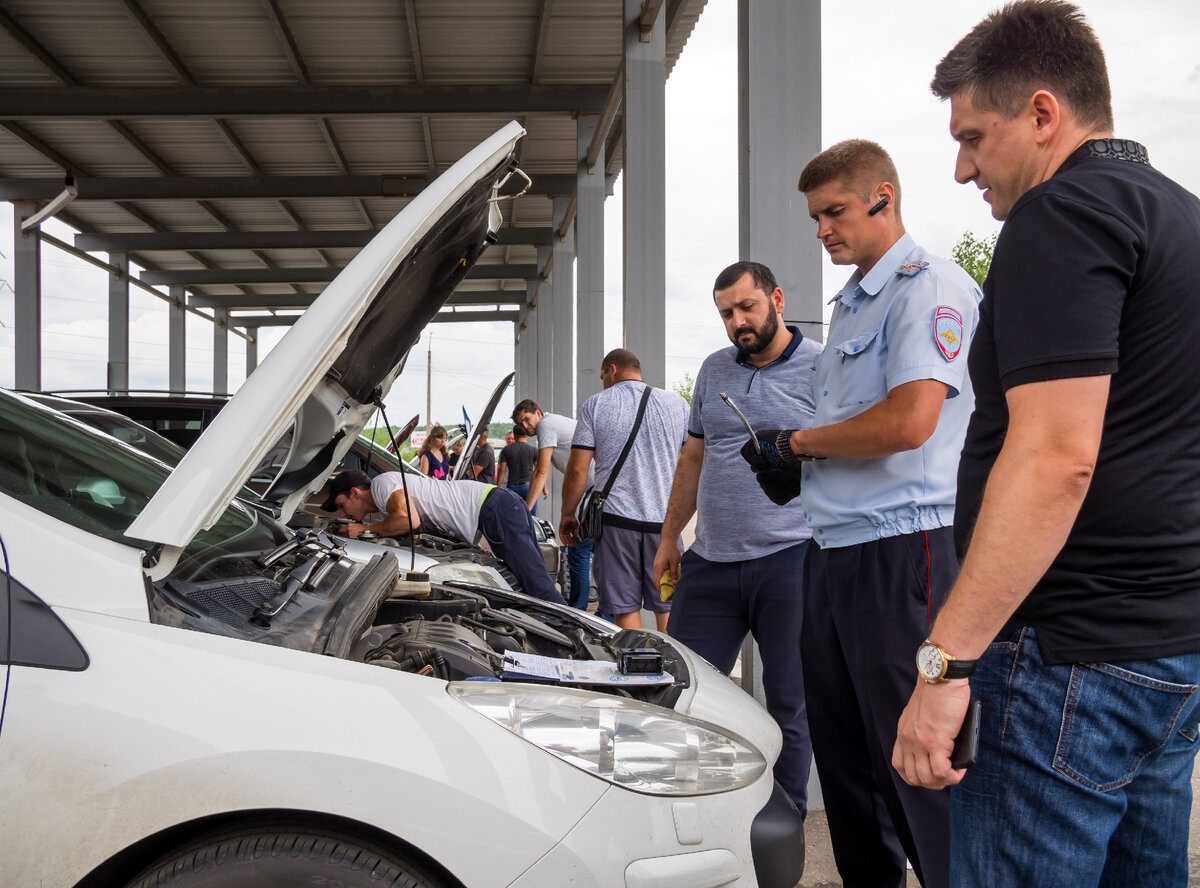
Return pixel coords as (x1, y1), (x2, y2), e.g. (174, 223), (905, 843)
(951, 698), (982, 769)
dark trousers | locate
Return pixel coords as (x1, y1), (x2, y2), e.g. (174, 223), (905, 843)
(507, 481), (535, 516)
(802, 528), (957, 888)
(668, 541), (812, 815)
(478, 487), (565, 606)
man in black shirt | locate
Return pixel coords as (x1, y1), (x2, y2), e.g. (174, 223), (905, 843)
(497, 430), (540, 514)
(464, 430), (495, 484)
(892, 3), (1200, 885)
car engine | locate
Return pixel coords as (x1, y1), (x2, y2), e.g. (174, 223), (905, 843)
(150, 527), (687, 707)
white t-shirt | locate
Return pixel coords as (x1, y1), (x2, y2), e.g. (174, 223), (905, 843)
(370, 472), (491, 543)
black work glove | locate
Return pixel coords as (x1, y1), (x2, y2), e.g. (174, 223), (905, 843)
(739, 429), (802, 471)
(754, 464), (806, 506)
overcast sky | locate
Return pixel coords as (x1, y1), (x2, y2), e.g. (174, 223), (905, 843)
(2, 0), (1198, 430)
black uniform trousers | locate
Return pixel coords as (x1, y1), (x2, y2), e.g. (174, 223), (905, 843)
(802, 527), (956, 888)
(669, 541), (812, 816)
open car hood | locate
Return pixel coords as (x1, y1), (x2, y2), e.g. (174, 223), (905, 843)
(452, 371), (514, 481)
(127, 122), (526, 558)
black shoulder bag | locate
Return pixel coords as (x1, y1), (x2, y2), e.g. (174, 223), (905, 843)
(577, 386), (653, 542)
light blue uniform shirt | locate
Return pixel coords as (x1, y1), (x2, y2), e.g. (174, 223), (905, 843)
(801, 233), (982, 549)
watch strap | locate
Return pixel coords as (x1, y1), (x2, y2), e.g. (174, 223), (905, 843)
(943, 657), (978, 680)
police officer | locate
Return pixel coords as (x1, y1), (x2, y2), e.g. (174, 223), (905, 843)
(744, 140), (981, 888)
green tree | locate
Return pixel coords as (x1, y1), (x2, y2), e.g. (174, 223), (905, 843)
(672, 371), (695, 405)
(951, 230), (998, 287)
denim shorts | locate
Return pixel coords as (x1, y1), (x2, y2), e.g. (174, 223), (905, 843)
(951, 626), (1200, 887)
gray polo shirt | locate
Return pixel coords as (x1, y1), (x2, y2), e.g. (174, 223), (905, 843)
(689, 326), (822, 561)
(573, 380), (690, 525)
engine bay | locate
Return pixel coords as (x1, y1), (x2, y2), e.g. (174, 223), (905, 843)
(149, 526), (687, 708)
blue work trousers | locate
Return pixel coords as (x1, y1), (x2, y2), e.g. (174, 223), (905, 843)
(478, 487), (564, 606)
(952, 626), (1200, 887)
(668, 541), (812, 816)
(507, 481), (536, 516)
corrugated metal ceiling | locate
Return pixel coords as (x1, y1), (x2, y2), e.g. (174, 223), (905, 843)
(0, 0), (706, 315)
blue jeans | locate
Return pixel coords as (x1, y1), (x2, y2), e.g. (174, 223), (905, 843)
(567, 538), (593, 610)
(953, 626), (1200, 887)
(507, 482), (535, 515)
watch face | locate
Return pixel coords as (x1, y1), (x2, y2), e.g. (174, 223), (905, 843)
(917, 643), (945, 680)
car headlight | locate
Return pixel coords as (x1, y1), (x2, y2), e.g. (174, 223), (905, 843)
(448, 683), (766, 795)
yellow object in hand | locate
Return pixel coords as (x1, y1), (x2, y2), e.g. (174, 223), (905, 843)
(659, 570), (676, 602)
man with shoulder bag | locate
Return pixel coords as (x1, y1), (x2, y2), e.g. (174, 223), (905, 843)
(560, 349), (689, 631)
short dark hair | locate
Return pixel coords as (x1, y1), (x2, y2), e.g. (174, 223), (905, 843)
(511, 398), (540, 423)
(601, 348), (641, 373)
(931, 0), (1113, 131)
(713, 261), (778, 299)
(798, 140), (902, 215)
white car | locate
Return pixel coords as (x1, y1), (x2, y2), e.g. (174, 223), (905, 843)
(0, 122), (803, 888)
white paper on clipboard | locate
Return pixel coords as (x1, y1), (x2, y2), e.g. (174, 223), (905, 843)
(501, 651), (673, 686)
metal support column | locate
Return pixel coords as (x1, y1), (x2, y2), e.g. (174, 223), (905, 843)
(576, 114), (606, 402)
(534, 246), (553, 415)
(245, 329), (258, 377)
(512, 310), (523, 399)
(622, 0), (667, 388)
(533, 246), (560, 521)
(737, 6), (824, 807)
(738, 0), (823, 342)
(213, 309), (229, 395)
(107, 252), (130, 394)
(521, 281), (539, 402)
(168, 286), (186, 393)
(551, 196), (576, 419)
(13, 202), (41, 390)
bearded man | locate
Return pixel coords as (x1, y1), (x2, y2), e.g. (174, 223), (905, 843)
(652, 260), (822, 818)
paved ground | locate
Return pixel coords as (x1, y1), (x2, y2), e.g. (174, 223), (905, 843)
(798, 765), (1200, 886)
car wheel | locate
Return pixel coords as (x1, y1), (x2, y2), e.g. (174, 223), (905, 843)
(125, 828), (447, 888)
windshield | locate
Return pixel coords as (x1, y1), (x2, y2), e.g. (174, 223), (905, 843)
(75, 413), (188, 466)
(0, 391), (285, 557)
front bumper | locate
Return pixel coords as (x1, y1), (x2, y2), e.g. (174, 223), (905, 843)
(751, 781), (805, 888)
(507, 777), (803, 888)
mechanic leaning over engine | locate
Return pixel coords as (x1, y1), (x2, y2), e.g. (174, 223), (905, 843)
(323, 469), (566, 606)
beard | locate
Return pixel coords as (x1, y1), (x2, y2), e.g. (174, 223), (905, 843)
(731, 307), (780, 354)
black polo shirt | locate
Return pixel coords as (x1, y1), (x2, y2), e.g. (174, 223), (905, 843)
(956, 139), (1200, 664)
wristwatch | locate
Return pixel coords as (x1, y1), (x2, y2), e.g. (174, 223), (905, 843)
(916, 639), (977, 683)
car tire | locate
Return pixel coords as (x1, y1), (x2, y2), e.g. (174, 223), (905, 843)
(125, 827), (446, 888)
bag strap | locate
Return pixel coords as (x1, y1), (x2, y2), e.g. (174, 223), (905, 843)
(597, 385), (654, 500)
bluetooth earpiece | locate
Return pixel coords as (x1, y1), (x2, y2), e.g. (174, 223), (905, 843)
(868, 195), (890, 216)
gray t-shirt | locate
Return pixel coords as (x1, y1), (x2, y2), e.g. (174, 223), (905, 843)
(533, 412), (578, 473)
(573, 380), (690, 524)
(689, 328), (822, 561)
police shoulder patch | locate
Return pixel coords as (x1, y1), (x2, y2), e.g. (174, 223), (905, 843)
(896, 260), (930, 277)
(933, 305), (964, 361)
